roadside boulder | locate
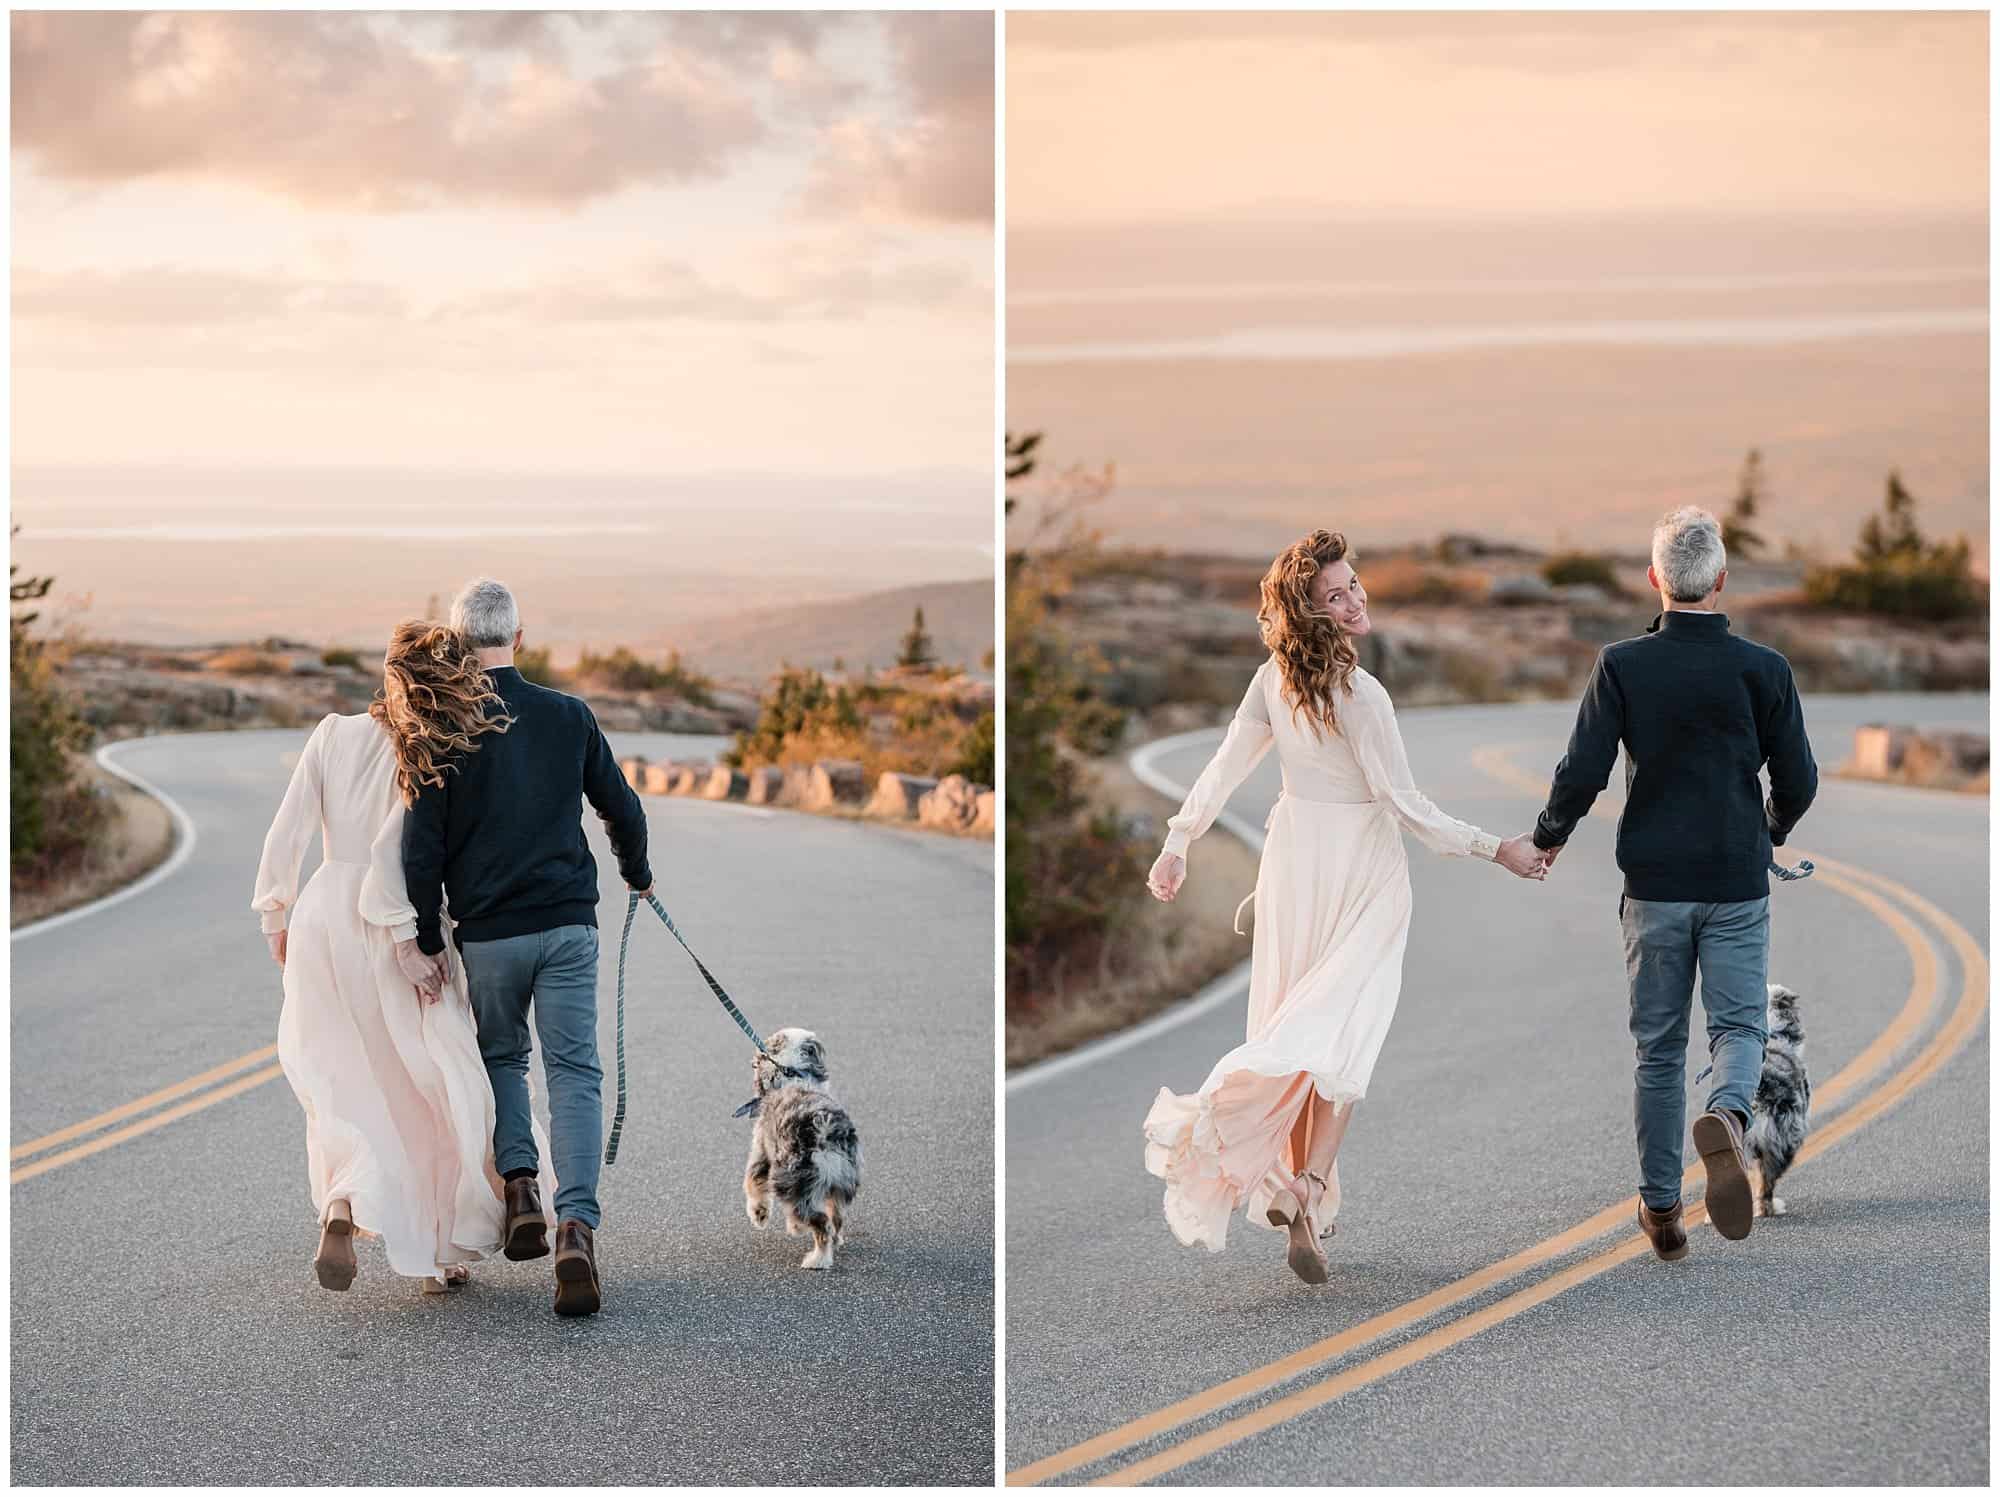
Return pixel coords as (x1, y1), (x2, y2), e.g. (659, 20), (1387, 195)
(1489, 574), (1556, 606)
(804, 759), (867, 810)
(918, 774), (982, 830)
(973, 790), (996, 834)
(745, 766), (786, 805)
(869, 772), (937, 820)
(621, 757), (648, 791)
(642, 763), (675, 795)
(701, 767), (749, 801)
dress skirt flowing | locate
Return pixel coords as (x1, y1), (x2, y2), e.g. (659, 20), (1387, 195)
(1144, 796), (1412, 1249)
(1140, 659), (1498, 1252)
(276, 864), (510, 1276)
(255, 713), (552, 1279)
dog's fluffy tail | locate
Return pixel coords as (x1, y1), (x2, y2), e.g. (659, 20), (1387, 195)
(812, 1147), (860, 1201)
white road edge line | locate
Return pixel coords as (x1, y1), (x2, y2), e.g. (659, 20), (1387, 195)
(12, 740), (200, 942)
(1007, 727), (1264, 1094)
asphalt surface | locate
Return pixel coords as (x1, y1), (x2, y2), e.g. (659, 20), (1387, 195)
(1006, 691), (1988, 1486)
(12, 728), (994, 1486)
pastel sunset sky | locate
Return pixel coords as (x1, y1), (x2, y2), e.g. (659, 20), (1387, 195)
(13, 11), (993, 478)
(1008, 11), (1986, 227)
(1006, 11), (1986, 569)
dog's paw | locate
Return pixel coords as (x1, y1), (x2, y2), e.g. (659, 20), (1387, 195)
(800, 1249), (830, 1270)
(746, 1200), (770, 1230)
(1769, 1196), (1787, 1217)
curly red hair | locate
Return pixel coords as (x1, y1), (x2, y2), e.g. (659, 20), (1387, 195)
(368, 621), (513, 807)
(1258, 529), (1361, 736)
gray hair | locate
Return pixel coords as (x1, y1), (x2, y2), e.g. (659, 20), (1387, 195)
(449, 578), (520, 649)
(1650, 507), (1727, 602)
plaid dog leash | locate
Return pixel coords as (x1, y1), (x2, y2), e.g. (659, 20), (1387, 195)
(605, 890), (797, 1165)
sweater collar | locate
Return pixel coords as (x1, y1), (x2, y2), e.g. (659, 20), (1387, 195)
(1646, 609), (1732, 638)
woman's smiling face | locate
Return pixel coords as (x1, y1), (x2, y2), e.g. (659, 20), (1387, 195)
(1310, 558), (1370, 635)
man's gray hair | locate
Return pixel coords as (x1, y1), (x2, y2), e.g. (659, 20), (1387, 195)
(1651, 507), (1727, 602)
(449, 578), (520, 649)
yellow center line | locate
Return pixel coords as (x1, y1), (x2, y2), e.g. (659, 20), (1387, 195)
(11, 1062), (287, 1185)
(11, 1044), (280, 1162)
(1098, 864), (1986, 1485)
(1007, 740), (1967, 1486)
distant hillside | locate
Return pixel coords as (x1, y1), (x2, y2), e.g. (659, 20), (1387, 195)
(641, 578), (994, 683)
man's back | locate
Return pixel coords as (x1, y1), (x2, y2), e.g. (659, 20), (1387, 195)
(402, 666), (651, 953)
(1536, 610), (1817, 903)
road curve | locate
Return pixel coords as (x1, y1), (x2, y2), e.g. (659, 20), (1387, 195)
(11, 727), (995, 1486)
(1006, 692), (1987, 1486)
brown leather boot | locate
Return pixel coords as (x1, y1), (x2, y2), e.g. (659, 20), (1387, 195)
(1692, 1109), (1755, 1241)
(1637, 1198), (1689, 1261)
(503, 1176), (549, 1261)
(552, 1220), (601, 1317)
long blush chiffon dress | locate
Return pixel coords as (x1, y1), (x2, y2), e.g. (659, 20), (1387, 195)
(1143, 658), (1501, 1251)
(252, 712), (548, 1279)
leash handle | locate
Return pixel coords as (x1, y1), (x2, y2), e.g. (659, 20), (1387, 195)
(603, 891), (639, 1166)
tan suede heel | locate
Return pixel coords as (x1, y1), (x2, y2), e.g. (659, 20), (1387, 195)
(314, 1199), (357, 1291)
(1265, 1185), (1329, 1285)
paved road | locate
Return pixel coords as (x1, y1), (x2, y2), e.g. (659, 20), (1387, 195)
(1007, 692), (1988, 1486)
(13, 728), (994, 1486)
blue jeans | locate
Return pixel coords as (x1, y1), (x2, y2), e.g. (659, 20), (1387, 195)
(459, 925), (604, 1229)
(1620, 895), (1770, 1212)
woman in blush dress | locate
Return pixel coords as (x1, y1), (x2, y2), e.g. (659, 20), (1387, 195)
(252, 621), (550, 1294)
(1142, 530), (1548, 1284)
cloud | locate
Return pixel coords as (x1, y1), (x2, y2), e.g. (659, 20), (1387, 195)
(442, 248), (984, 324)
(804, 12), (994, 225)
(13, 265), (408, 324)
(13, 245), (983, 334)
(9, 11), (863, 210)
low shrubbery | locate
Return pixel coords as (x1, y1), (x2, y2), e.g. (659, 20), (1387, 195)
(1803, 472), (1985, 622)
(723, 664), (990, 783)
(1004, 434), (1147, 1015)
(571, 645), (716, 705)
(205, 647), (287, 676)
(1540, 552), (1626, 594)
(514, 645), (560, 686)
(11, 548), (108, 886)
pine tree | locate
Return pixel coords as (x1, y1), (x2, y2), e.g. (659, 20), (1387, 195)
(1004, 431), (1042, 516)
(1721, 448), (1767, 560)
(1857, 470), (1924, 562)
(897, 605), (936, 668)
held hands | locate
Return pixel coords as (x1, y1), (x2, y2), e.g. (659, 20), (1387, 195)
(394, 937), (449, 1006)
(266, 929), (287, 967)
(1147, 851), (1187, 903)
(1494, 834), (1552, 881)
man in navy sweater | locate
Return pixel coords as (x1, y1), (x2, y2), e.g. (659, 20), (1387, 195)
(1531, 507), (1817, 1260)
(399, 578), (653, 1316)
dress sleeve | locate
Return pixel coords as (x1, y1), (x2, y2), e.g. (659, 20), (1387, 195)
(1161, 665), (1275, 859)
(360, 798), (420, 944)
(1344, 676), (1500, 861)
(250, 714), (334, 934)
